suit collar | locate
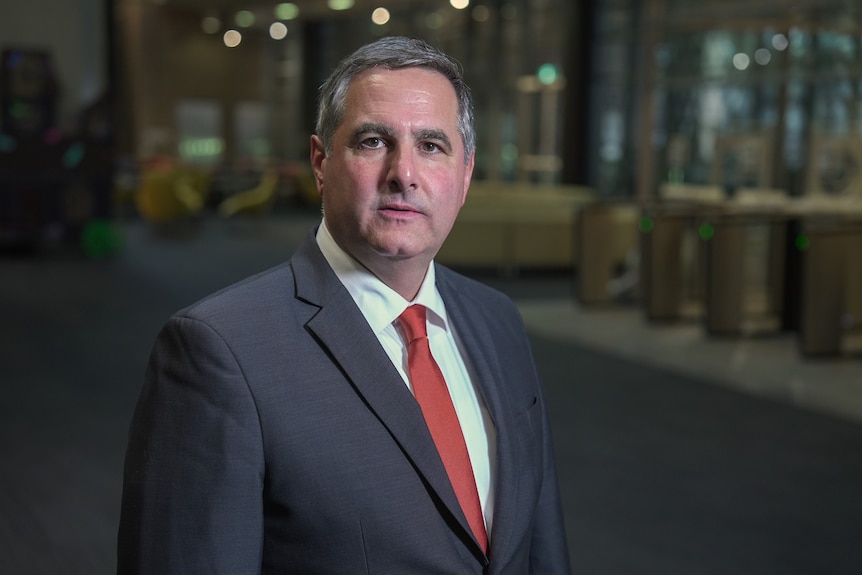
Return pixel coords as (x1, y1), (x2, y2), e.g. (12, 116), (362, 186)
(291, 227), (343, 308)
(314, 220), (449, 335)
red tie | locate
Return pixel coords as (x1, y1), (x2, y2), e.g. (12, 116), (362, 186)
(398, 304), (488, 553)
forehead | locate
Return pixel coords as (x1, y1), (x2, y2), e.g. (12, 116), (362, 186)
(341, 67), (460, 128)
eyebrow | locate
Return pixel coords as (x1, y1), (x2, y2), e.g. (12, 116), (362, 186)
(349, 123), (453, 152)
(415, 128), (452, 152)
(350, 123), (394, 146)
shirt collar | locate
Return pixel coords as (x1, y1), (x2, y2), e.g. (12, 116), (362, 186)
(316, 219), (448, 334)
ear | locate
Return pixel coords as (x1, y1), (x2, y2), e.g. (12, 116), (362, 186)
(310, 135), (326, 193)
(459, 152), (475, 207)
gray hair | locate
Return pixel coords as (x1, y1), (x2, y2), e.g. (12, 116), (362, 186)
(315, 36), (475, 163)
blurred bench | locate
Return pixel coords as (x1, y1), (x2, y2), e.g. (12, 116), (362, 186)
(436, 181), (594, 270)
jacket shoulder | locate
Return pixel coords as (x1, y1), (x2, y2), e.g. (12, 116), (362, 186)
(177, 261), (298, 324)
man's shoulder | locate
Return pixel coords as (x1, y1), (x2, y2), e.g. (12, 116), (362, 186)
(175, 230), (328, 325)
(177, 260), (298, 324)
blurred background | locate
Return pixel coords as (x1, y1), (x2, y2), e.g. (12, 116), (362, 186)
(1, 0), (862, 573)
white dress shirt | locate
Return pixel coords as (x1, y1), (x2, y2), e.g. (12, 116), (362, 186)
(316, 220), (497, 534)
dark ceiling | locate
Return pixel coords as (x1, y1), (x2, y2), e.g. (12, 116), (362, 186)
(154, 0), (433, 20)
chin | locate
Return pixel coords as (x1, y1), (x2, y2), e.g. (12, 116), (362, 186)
(369, 241), (433, 261)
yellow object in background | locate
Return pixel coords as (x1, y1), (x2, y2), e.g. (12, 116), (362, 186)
(135, 167), (209, 222)
(217, 169), (278, 217)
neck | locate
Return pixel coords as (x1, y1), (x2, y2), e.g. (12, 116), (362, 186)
(365, 257), (431, 301)
(319, 219), (433, 301)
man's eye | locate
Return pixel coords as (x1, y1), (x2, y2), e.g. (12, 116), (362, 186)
(420, 142), (441, 153)
(360, 137), (385, 149)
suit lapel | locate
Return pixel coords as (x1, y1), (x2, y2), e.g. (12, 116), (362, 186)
(291, 234), (482, 554)
(435, 267), (524, 560)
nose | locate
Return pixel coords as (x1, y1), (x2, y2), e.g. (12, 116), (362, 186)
(386, 145), (417, 192)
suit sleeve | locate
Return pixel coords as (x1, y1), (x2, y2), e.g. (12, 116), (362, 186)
(117, 315), (265, 575)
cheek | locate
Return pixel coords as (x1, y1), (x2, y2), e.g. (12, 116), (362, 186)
(440, 173), (469, 210)
(356, 163), (386, 189)
(335, 162), (381, 197)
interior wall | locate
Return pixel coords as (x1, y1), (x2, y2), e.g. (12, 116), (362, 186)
(116, 2), (264, 162)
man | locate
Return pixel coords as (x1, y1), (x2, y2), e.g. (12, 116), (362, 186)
(118, 36), (571, 574)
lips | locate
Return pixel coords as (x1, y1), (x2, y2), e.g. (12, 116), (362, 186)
(379, 202), (422, 215)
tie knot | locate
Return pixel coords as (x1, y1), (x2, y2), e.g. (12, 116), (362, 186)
(398, 304), (428, 344)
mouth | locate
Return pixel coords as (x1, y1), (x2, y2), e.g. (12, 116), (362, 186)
(379, 202), (422, 216)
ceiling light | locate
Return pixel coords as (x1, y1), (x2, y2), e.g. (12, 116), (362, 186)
(223, 29), (242, 48)
(372, 7), (390, 25)
(275, 3), (299, 20)
(235, 10), (254, 28)
(270, 22), (288, 40)
(201, 16), (220, 34)
(328, 0), (355, 10)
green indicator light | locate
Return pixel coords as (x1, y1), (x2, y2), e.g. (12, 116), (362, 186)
(537, 63), (558, 85)
(668, 168), (684, 183)
(82, 219), (123, 258)
(638, 216), (654, 233)
(62, 142), (85, 168)
(698, 223), (714, 241)
(795, 234), (811, 251)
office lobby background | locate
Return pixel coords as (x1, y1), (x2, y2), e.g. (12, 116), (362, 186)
(2, 0), (862, 573)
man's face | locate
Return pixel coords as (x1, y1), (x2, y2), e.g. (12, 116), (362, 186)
(311, 67), (474, 278)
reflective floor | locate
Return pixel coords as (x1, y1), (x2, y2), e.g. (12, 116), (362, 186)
(1, 213), (860, 574)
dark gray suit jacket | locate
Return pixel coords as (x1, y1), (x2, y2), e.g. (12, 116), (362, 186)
(118, 230), (571, 574)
